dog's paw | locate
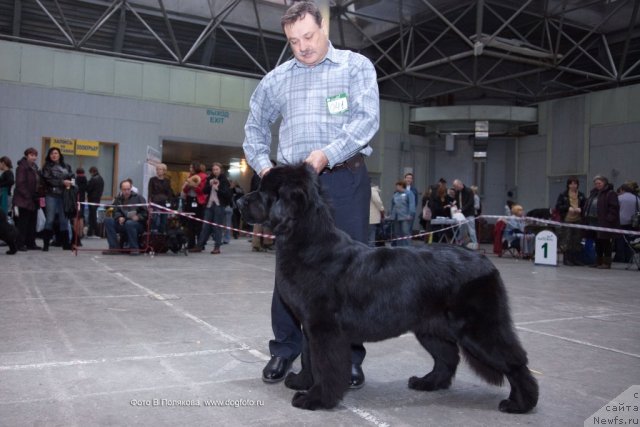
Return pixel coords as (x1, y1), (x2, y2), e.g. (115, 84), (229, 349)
(285, 371), (313, 391)
(408, 374), (451, 391)
(291, 391), (321, 411)
(499, 398), (531, 414)
(6, 249), (17, 255)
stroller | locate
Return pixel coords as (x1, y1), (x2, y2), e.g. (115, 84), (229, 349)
(626, 236), (640, 271)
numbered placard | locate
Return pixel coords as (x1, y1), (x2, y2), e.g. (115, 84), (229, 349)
(535, 230), (557, 266)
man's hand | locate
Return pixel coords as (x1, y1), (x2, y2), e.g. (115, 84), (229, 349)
(305, 150), (329, 174)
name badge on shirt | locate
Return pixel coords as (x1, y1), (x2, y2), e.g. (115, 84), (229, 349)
(191, 201), (198, 208)
(326, 93), (349, 115)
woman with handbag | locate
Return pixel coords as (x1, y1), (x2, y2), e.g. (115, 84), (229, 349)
(40, 147), (74, 251)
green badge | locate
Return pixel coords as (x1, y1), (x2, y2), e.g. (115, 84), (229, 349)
(326, 93), (349, 115)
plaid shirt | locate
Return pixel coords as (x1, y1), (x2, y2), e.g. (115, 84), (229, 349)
(243, 43), (379, 173)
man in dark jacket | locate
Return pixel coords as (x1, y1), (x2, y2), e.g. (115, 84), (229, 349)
(86, 166), (104, 237)
(102, 179), (147, 255)
(190, 162), (231, 254)
(453, 179), (478, 249)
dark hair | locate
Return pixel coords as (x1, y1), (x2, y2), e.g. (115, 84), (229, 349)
(24, 147), (38, 157)
(404, 173), (414, 179)
(120, 179), (133, 189)
(0, 156), (12, 169)
(281, 1), (322, 29)
(46, 147), (65, 165)
(395, 180), (407, 189)
(566, 176), (579, 189)
(620, 184), (634, 193)
(190, 161), (201, 173)
(76, 167), (85, 175)
(89, 166), (98, 175)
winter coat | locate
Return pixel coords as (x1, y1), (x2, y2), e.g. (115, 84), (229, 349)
(555, 190), (586, 221)
(203, 172), (232, 207)
(112, 192), (148, 224)
(584, 184), (620, 239)
(12, 157), (39, 211)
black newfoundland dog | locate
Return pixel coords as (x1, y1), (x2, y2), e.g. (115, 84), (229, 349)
(238, 164), (538, 413)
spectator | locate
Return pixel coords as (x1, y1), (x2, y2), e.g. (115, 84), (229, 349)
(369, 183), (384, 246)
(404, 172), (419, 230)
(148, 163), (173, 233)
(453, 179), (478, 249)
(191, 162), (231, 254)
(181, 161), (207, 249)
(614, 183), (640, 263)
(0, 156), (14, 214)
(85, 166), (104, 237)
(229, 180), (245, 240)
(583, 175), (620, 269)
(102, 179), (148, 255)
(40, 147), (74, 251)
(12, 148), (40, 250)
(390, 180), (414, 247)
(555, 177), (586, 266)
(498, 204), (535, 257)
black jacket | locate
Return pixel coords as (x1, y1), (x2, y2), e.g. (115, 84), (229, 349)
(41, 161), (74, 197)
(0, 169), (14, 196)
(455, 185), (475, 217)
(555, 190), (586, 221)
(86, 173), (105, 203)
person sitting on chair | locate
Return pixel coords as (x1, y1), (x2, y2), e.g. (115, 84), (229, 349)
(498, 204), (534, 257)
(102, 179), (148, 255)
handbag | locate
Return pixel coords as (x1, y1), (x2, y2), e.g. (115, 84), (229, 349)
(631, 196), (640, 230)
(422, 202), (432, 221)
(36, 208), (46, 232)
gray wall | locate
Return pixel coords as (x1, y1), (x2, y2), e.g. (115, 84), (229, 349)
(1, 40), (639, 219)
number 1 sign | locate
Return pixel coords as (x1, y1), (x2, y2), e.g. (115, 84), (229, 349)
(535, 230), (558, 266)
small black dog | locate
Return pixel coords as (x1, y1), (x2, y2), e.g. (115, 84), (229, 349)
(166, 216), (188, 255)
(0, 209), (19, 255)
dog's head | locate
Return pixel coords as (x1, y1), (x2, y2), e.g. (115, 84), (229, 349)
(237, 164), (321, 236)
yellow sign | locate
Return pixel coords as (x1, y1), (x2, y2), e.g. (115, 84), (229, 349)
(50, 138), (75, 156)
(75, 139), (100, 157)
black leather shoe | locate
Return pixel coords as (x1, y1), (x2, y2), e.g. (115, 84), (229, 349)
(262, 356), (292, 383)
(350, 363), (365, 389)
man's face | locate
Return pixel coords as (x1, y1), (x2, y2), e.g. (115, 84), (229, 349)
(453, 181), (463, 191)
(284, 13), (329, 67)
(121, 183), (132, 198)
(405, 175), (413, 186)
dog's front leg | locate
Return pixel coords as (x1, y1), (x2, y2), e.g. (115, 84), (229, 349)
(285, 328), (313, 391)
(291, 324), (350, 410)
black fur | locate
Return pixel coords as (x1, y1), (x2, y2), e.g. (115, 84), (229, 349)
(237, 164), (538, 413)
(0, 210), (19, 255)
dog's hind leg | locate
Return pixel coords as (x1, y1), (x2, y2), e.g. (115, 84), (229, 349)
(291, 327), (350, 410)
(409, 333), (459, 391)
(454, 275), (538, 413)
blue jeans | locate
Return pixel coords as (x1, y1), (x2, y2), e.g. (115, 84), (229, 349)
(393, 219), (411, 246)
(104, 217), (144, 249)
(197, 204), (226, 249)
(44, 195), (69, 231)
(151, 209), (167, 233)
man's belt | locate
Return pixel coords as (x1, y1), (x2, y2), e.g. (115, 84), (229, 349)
(322, 154), (364, 174)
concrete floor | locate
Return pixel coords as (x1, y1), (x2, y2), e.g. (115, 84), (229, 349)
(1, 237), (638, 426)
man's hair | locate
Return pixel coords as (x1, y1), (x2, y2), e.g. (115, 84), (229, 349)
(89, 166), (98, 174)
(24, 147), (38, 157)
(281, 1), (322, 29)
(120, 179), (133, 189)
(404, 173), (414, 179)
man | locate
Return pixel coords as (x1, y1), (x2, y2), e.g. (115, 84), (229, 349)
(404, 172), (419, 230)
(243, 1), (379, 388)
(86, 166), (104, 237)
(191, 162), (231, 254)
(102, 179), (148, 255)
(453, 179), (478, 249)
